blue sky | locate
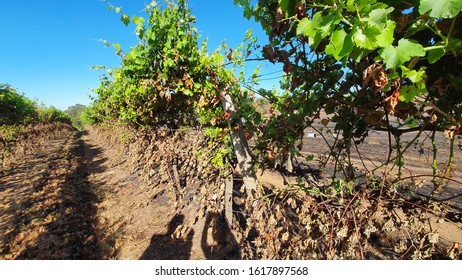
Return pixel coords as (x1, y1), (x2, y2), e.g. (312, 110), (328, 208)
(0, 0), (280, 110)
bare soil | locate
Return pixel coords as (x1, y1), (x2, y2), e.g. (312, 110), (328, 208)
(1, 125), (237, 259)
(0, 126), (100, 259)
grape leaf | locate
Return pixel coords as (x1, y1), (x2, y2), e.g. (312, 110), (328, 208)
(380, 39), (425, 68)
(121, 14), (130, 26)
(401, 66), (425, 83)
(353, 26), (381, 50)
(376, 20), (395, 47)
(405, 19), (427, 37)
(350, 47), (370, 62)
(337, 31), (354, 58)
(113, 43), (121, 53)
(132, 16), (145, 26)
(428, 48), (445, 64)
(447, 37), (462, 53)
(368, 7), (394, 28)
(296, 18), (312, 37)
(419, 0), (462, 18)
(400, 85), (426, 102)
(325, 29), (348, 59)
(318, 13), (341, 39)
(297, 12), (322, 38)
(279, 0), (297, 16)
(243, 6), (253, 19)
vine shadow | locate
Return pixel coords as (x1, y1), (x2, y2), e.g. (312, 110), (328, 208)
(201, 211), (240, 260)
(140, 214), (194, 260)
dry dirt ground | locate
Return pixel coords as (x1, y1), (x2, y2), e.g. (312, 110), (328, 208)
(1, 124), (461, 259)
(0, 127), (101, 259)
(0, 126), (236, 260)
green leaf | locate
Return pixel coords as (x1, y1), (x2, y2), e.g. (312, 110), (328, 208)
(244, 29), (253, 41)
(350, 47), (370, 62)
(132, 16), (145, 26)
(347, 0), (373, 11)
(183, 89), (193, 96)
(400, 117), (419, 128)
(113, 43), (121, 53)
(407, 70), (424, 83)
(380, 39), (425, 68)
(166, 58), (175, 68)
(428, 48), (445, 64)
(318, 13), (341, 39)
(296, 18), (310, 36)
(243, 6), (253, 19)
(296, 14), (326, 51)
(368, 7), (394, 28)
(446, 37), (462, 53)
(234, 0), (249, 6)
(279, 0), (297, 16)
(296, 13), (321, 38)
(334, 179), (344, 192)
(325, 29), (348, 59)
(115, 6), (121, 13)
(136, 26), (145, 39)
(121, 14), (130, 26)
(400, 85), (426, 102)
(338, 31), (354, 58)
(353, 25), (381, 50)
(401, 66), (426, 83)
(419, 0), (462, 18)
(376, 20), (395, 47)
(405, 19), (427, 37)
(394, 158), (404, 167)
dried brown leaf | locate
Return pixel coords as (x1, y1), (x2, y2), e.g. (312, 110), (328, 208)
(281, 231), (289, 242)
(363, 63), (388, 93)
(384, 89), (400, 114)
(444, 125), (462, 138)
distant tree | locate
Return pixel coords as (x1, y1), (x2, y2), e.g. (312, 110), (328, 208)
(65, 104), (87, 129)
(38, 106), (72, 125)
(253, 94), (272, 118)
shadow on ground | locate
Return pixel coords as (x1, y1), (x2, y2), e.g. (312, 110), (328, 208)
(0, 131), (108, 259)
(140, 214), (194, 260)
(140, 211), (240, 260)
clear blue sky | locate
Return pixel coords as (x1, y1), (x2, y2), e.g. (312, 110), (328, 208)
(0, 0), (279, 110)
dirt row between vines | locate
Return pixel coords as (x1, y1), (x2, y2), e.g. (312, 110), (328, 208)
(0, 124), (236, 259)
(0, 124), (101, 259)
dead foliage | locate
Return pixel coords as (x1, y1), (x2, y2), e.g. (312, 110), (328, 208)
(363, 63), (388, 94)
(237, 181), (462, 260)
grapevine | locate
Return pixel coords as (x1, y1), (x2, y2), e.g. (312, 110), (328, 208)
(235, 0), (462, 187)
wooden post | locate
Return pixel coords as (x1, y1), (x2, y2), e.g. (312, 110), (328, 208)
(221, 92), (257, 192)
(224, 174), (233, 227)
